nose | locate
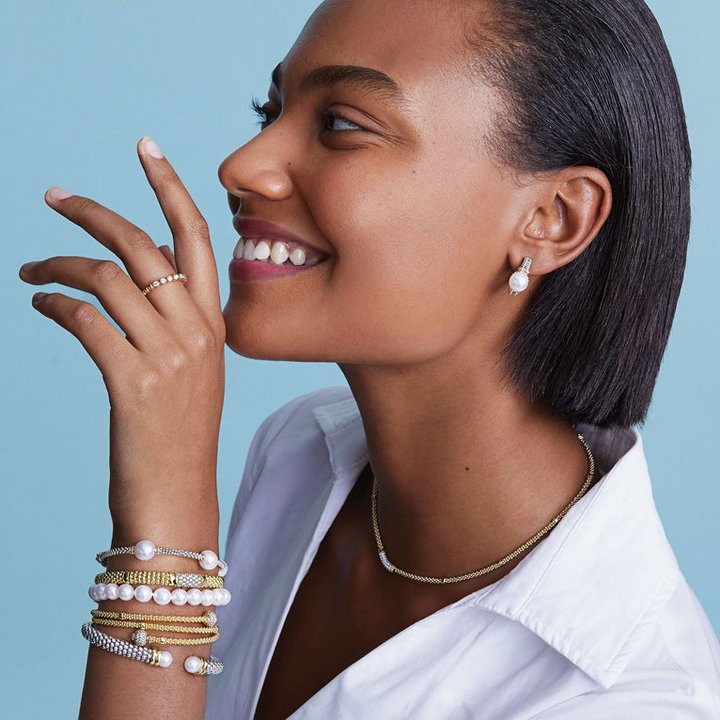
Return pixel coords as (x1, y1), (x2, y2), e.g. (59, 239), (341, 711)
(217, 130), (293, 210)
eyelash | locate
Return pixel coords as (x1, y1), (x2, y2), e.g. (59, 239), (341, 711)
(249, 96), (364, 134)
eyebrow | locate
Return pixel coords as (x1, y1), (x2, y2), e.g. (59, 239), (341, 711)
(271, 62), (411, 112)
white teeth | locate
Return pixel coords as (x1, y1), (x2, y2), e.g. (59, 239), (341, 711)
(232, 237), (245, 259)
(234, 235), (324, 267)
(253, 240), (271, 262)
(270, 241), (290, 265)
(289, 247), (306, 266)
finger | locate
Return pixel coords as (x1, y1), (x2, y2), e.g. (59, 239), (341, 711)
(29, 290), (139, 378)
(159, 244), (178, 273)
(136, 137), (222, 329)
(44, 186), (198, 323)
(19, 256), (170, 353)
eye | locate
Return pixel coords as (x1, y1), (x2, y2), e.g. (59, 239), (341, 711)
(318, 107), (364, 133)
(250, 96), (276, 130)
(249, 96), (365, 134)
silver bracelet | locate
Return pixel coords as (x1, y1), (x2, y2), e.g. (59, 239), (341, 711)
(81, 621), (172, 668)
(81, 622), (223, 675)
(96, 539), (228, 577)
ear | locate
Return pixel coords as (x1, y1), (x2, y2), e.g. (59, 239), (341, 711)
(510, 167), (612, 276)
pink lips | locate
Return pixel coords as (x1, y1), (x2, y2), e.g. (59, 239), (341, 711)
(229, 257), (318, 282)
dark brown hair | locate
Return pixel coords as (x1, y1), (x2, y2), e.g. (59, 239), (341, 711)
(464, 0), (692, 428)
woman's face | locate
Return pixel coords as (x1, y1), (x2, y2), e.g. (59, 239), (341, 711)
(218, 0), (527, 364)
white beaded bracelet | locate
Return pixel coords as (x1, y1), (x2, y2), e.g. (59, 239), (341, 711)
(96, 540), (228, 576)
(89, 583), (231, 607)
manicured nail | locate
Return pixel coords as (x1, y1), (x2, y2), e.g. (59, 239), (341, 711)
(31, 292), (48, 304)
(46, 187), (73, 200)
(141, 136), (164, 159)
(20, 261), (40, 274)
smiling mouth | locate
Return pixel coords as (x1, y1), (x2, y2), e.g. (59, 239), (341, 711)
(232, 236), (328, 267)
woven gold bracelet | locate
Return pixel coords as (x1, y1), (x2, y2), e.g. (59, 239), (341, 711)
(91, 609), (218, 627)
(132, 631), (219, 647)
(94, 570), (224, 589)
(91, 618), (219, 635)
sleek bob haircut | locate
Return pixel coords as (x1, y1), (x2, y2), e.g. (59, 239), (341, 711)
(464, 0), (692, 428)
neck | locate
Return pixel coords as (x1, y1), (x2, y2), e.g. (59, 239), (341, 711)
(338, 340), (592, 587)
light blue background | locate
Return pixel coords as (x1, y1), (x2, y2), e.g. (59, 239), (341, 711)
(2, 1), (718, 716)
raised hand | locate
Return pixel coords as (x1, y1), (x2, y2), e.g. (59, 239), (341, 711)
(18, 136), (226, 545)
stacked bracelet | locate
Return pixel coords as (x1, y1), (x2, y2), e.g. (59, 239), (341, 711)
(83, 540), (230, 676)
(96, 540), (228, 577)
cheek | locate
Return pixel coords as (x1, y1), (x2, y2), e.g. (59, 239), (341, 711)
(305, 158), (504, 359)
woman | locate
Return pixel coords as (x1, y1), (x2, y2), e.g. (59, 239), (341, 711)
(18, 0), (720, 717)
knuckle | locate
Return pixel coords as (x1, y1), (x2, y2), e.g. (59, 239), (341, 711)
(167, 350), (189, 372)
(133, 368), (162, 398)
(181, 215), (210, 239)
(70, 302), (99, 327)
(74, 196), (100, 214)
(92, 260), (123, 284)
(124, 227), (154, 250)
(186, 328), (215, 354)
(153, 168), (178, 188)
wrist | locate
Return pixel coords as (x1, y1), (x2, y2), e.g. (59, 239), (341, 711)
(110, 504), (219, 552)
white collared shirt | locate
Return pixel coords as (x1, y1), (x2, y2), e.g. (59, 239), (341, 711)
(206, 386), (720, 719)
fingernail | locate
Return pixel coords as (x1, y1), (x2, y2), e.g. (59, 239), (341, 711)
(46, 186), (73, 200)
(141, 136), (164, 159)
(31, 292), (48, 304)
(20, 261), (40, 274)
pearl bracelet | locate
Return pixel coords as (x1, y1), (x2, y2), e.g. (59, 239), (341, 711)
(96, 539), (228, 576)
(88, 583), (231, 606)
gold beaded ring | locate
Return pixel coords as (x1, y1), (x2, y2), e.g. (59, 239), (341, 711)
(142, 273), (187, 296)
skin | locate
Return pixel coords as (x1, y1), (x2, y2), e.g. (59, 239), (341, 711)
(19, 0), (611, 718)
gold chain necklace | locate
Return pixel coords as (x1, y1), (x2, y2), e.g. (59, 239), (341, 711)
(371, 424), (596, 584)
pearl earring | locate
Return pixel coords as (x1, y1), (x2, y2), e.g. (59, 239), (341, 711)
(508, 257), (532, 296)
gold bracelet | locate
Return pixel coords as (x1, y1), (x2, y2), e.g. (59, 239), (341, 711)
(136, 632), (219, 646)
(91, 618), (219, 635)
(94, 570), (224, 589)
(91, 609), (217, 627)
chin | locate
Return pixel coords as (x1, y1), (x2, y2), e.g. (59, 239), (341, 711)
(222, 303), (321, 362)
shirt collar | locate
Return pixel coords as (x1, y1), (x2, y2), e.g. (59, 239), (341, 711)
(312, 388), (680, 688)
